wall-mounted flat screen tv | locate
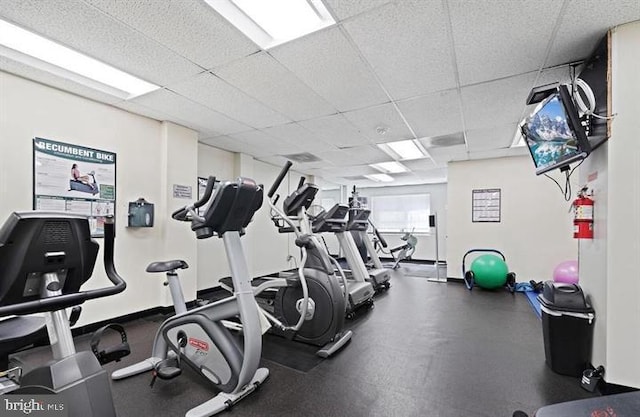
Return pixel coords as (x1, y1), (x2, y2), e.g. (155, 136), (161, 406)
(521, 84), (591, 175)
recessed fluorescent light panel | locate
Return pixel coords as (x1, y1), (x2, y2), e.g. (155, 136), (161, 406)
(378, 140), (427, 160)
(205, 0), (336, 49)
(0, 19), (159, 99)
(370, 161), (408, 174)
(364, 173), (394, 182)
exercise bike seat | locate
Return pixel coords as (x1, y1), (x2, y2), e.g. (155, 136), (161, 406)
(0, 316), (48, 369)
(146, 260), (189, 273)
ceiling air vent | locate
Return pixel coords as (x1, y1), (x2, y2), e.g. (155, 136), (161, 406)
(422, 132), (466, 148)
(282, 152), (322, 163)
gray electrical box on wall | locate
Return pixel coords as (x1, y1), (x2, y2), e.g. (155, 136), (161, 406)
(128, 198), (154, 227)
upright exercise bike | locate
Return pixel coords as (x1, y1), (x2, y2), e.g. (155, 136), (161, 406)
(0, 213), (127, 416)
(112, 176), (268, 417)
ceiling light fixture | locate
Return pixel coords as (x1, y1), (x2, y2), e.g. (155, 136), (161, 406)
(0, 19), (160, 100)
(205, 0), (336, 50)
(364, 173), (394, 182)
(370, 161), (408, 174)
(378, 139), (428, 160)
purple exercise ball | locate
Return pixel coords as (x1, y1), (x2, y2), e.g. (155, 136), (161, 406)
(553, 260), (579, 284)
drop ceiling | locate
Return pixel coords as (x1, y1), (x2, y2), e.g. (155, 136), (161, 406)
(1, 0), (638, 187)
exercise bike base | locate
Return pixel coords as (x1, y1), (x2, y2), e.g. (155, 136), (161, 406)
(316, 330), (352, 358)
(111, 356), (163, 380)
(186, 367), (269, 417)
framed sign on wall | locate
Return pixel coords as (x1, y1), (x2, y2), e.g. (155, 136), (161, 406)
(33, 137), (116, 237)
(472, 188), (501, 223)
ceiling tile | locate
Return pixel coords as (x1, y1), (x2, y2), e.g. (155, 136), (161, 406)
(342, 103), (414, 143)
(397, 89), (464, 139)
(324, 0), (392, 20)
(215, 53), (336, 121)
(169, 72), (291, 128)
(465, 123), (519, 152)
(427, 143), (468, 164)
(449, 0), (563, 86)
(229, 130), (301, 157)
(112, 100), (175, 122)
(84, 0), (259, 69)
(0, 0), (202, 86)
(314, 165), (376, 177)
(270, 27), (389, 112)
(260, 122), (318, 143)
(317, 145), (388, 166)
(199, 135), (248, 154)
(130, 88), (249, 135)
(535, 66), (574, 87)
(546, 0), (640, 67)
(343, 1), (457, 100)
(260, 123), (336, 154)
(256, 155), (297, 169)
(414, 167), (448, 183)
(298, 113), (370, 147)
(402, 158), (438, 172)
(461, 72), (537, 130)
(0, 56), (122, 105)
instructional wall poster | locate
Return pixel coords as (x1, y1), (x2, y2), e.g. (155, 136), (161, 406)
(33, 137), (116, 237)
(472, 188), (501, 222)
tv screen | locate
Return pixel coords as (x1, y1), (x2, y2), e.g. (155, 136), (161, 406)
(521, 84), (591, 175)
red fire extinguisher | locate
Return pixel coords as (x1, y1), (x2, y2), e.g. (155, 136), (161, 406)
(573, 188), (594, 239)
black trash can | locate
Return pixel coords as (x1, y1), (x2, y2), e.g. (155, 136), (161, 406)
(538, 281), (595, 377)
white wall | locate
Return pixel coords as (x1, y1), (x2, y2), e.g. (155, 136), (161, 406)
(579, 22), (640, 388)
(159, 122), (199, 306)
(447, 155), (578, 280)
(0, 71), (190, 326)
(606, 22), (640, 388)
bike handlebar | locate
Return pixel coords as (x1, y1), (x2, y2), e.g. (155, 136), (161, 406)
(172, 176), (216, 221)
(0, 216), (127, 317)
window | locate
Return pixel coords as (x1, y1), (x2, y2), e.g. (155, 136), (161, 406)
(370, 194), (431, 233)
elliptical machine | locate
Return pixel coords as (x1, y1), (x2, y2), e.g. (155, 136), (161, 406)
(221, 162), (353, 357)
(0, 213), (127, 416)
(317, 204), (391, 293)
(112, 176), (268, 417)
(269, 163), (375, 318)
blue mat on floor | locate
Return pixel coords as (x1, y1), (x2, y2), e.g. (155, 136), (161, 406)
(524, 291), (542, 319)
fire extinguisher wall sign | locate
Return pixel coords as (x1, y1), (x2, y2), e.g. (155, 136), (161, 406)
(574, 189), (594, 239)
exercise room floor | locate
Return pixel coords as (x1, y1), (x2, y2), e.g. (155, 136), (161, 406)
(13, 268), (597, 417)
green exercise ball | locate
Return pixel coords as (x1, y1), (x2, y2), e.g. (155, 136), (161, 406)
(470, 254), (509, 289)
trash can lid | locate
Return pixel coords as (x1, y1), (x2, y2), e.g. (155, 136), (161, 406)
(538, 281), (594, 314)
